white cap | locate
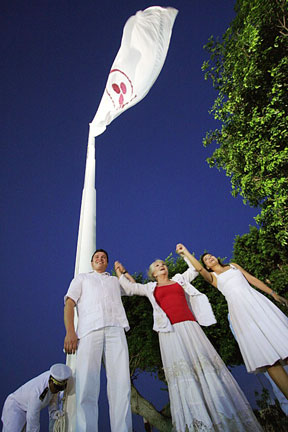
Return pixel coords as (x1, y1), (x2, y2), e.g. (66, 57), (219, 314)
(50, 364), (72, 382)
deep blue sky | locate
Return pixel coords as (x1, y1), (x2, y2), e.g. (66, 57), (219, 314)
(1, 0), (273, 430)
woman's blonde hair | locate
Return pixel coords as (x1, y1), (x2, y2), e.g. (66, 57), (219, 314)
(147, 259), (165, 281)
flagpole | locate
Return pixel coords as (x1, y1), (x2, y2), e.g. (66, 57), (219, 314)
(64, 129), (96, 432)
(62, 7), (178, 430)
(74, 130), (96, 276)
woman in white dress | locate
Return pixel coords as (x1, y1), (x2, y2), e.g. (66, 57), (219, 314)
(115, 250), (262, 432)
(176, 243), (288, 399)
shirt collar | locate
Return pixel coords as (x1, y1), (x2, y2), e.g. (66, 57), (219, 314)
(92, 270), (110, 277)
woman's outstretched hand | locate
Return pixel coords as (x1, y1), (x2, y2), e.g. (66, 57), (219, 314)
(176, 243), (188, 256)
(114, 261), (126, 277)
(273, 293), (288, 308)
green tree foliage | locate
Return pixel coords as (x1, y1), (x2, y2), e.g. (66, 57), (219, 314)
(121, 272), (162, 379)
(192, 273), (243, 366)
(254, 387), (288, 431)
(202, 0), (288, 249)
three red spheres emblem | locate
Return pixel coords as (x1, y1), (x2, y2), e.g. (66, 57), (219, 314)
(106, 69), (136, 109)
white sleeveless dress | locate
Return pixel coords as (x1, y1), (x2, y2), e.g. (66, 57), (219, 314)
(214, 265), (288, 373)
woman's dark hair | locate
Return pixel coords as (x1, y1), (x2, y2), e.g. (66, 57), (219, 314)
(200, 253), (226, 272)
(91, 249), (109, 262)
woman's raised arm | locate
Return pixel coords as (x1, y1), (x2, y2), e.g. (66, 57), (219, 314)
(114, 261), (149, 296)
(176, 243), (216, 286)
(231, 262), (288, 307)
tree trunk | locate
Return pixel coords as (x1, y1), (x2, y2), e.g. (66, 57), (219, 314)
(131, 383), (173, 432)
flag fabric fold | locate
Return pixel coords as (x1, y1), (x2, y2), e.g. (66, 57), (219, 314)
(89, 6), (178, 138)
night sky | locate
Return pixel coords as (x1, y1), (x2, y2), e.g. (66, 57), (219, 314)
(1, 1), (275, 430)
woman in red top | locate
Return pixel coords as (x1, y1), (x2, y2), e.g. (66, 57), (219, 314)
(115, 247), (262, 432)
(153, 279), (196, 324)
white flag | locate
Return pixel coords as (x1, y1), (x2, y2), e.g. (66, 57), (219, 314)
(89, 6), (178, 138)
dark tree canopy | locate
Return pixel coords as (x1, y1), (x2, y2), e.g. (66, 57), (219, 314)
(202, 0), (288, 251)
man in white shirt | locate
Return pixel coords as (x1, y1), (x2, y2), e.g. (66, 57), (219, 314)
(64, 249), (132, 432)
(1, 363), (71, 432)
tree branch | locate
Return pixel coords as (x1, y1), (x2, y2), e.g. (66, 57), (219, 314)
(131, 383), (173, 432)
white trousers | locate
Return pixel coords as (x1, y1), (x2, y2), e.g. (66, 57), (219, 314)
(76, 327), (132, 432)
(1, 396), (26, 432)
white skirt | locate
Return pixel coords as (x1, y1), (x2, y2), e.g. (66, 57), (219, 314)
(158, 321), (262, 432)
(227, 288), (288, 373)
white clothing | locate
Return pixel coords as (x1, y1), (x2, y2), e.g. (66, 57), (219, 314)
(229, 314), (288, 415)
(214, 265), (288, 373)
(119, 266), (216, 332)
(65, 271), (132, 432)
(1, 371), (57, 432)
(159, 321), (262, 431)
(65, 271), (129, 338)
(76, 327), (132, 431)
(119, 270), (261, 431)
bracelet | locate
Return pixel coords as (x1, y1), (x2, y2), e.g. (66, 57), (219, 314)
(122, 270), (127, 274)
(270, 290), (275, 295)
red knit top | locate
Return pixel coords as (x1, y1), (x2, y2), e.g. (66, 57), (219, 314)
(154, 282), (196, 324)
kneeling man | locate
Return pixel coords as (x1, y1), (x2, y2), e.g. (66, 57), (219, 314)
(1, 363), (71, 432)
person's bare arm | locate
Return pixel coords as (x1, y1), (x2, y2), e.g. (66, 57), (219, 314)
(114, 261), (136, 282)
(64, 298), (78, 354)
(114, 261), (149, 296)
(176, 243), (217, 286)
(232, 262), (288, 307)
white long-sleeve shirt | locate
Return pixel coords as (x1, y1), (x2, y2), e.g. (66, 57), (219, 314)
(1, 371), (57, 432)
